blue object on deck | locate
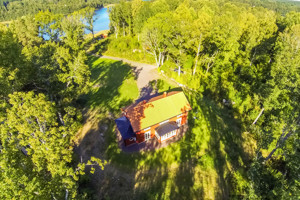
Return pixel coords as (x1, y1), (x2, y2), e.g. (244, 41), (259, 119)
(115, 116), (135, 140)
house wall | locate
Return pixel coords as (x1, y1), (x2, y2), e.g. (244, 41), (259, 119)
(135, 112), (189, 143)
(124, 138), (137, 146)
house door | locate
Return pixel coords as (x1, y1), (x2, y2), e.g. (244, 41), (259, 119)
(144, 131), (151, 141)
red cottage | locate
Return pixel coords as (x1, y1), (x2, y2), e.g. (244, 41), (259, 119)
(115, 91), (191, 146)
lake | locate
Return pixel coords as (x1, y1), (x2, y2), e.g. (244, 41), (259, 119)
(86, 7), (110, 34)
(42, 7), (110, 40)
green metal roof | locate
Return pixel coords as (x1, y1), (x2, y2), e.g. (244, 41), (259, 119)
(126, 91), (191, 132)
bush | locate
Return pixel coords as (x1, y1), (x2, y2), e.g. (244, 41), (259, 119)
(87, 38), (110, 55)
(104, 36), (155, 64)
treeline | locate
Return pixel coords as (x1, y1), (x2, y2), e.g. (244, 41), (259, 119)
(109, 0), (300, 199)
(0, 8), (104, 199)
(0, 0), (118, 21)
(232, 0), (300, 14)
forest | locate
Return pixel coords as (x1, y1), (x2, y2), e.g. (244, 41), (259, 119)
(0, 0), (299, 199)
(0, 5), (107, 199)
(104, 0), (300, 199)
(0, 0), (118, 21)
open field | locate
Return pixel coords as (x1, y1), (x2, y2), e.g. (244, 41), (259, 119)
(75, 56), (256, 199)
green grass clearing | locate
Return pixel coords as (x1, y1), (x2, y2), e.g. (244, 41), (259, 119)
(85, 57), (139, 113)
(77, 56), (256, 199)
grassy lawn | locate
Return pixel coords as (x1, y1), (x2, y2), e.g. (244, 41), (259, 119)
(75, 57), (139, 144)
(86, 56), (139, 113)
(77, 56), (256, 199)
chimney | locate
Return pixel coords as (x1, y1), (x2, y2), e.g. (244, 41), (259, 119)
(163, 92), (167, 97)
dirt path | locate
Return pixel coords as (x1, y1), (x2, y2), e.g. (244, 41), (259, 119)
(100, 55), (159, 91)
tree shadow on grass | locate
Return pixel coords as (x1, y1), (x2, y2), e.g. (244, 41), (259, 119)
(162, 91), (252, 200)
(85, 58), (137, 114)
(93, 90), (253, 199)
(76, 58), (254, 200)
(194, 95), (252, 199)
(75, 57), (140, 198)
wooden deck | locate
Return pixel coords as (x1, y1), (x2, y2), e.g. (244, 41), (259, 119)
(116, 125), (189, 152)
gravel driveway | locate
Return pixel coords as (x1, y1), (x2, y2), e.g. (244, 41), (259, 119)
(101, 55), (159, 91)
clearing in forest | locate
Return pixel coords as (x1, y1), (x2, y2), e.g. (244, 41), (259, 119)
(75, 56), (256, 200)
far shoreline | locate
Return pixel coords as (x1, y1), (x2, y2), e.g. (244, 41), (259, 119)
(0, 3), (114, 24)
(104, 4), (115, 8)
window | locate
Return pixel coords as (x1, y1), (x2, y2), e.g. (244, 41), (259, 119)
(161, 130), (177, 141)
(176, 118), (182, 126)
(144, 131), (151, 141)
(173, 130), (177, 136)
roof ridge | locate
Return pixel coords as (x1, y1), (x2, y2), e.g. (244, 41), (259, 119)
(147, 91), (182, 103)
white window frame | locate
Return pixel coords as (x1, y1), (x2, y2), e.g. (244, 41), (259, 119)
(161, 130), (177, 142)
(176, 117), (182, 127)
(144, 131), (151, 141)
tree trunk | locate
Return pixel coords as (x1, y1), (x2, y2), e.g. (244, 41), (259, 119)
(123, 22), (125, 36)
(36, 117), (45, 133)
(205, 63), (210, 75)
(114, 26), (118, 39)
(205, 50), (218, 75)
(161, 53), (165, 65)
(154, 51), (159, 67)
(264, 130), (293, 162)
(250, 48), (256, 67)
(158, 52), (162, 67)
(193, 35), (202, 76)
(65, 189), (69, 200)
(58, 112), (65, 126)
(252, 108), (265, 125)
(178, 65), (181, 76)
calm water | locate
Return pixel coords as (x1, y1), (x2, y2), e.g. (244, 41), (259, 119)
(42, 7), (109, 40)
(86, 7), (110, 34)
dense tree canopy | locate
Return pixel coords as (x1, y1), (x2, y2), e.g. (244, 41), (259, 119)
(0, 7), (104, 199)
(0, 0), (299, 199)
(0, 92), (80, 199)
(0, 0), (118, 21)
(107, 0), (300, 199)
